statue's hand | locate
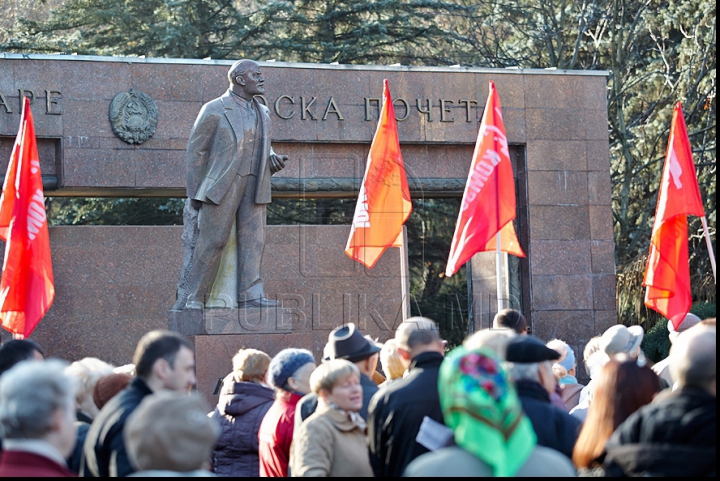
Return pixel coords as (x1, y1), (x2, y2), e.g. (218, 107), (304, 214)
(269, 153), (288, 174)
(190, 199), (203, 210)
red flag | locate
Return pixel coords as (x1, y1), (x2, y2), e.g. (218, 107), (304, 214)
(0, 97), (55, 338)
(643, 102), (704, 329)
(345, 79), (412, 268)
(446, 81), (525, 277)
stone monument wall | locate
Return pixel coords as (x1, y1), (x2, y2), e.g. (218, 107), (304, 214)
(0, 54), (616, 397)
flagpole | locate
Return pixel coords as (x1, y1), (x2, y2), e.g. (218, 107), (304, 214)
(700, 216), (716, 283)
(399, 227), (410, 321)
(496, 234), (504, 312)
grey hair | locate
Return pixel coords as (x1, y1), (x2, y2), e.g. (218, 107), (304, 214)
(65, 357), (114, 405)
(546, 339), (572, 379)
(0, 359), (78, 439)
(228, 59), (258, 85)
(463, 328), (516, 359)
(583, 336), (602, 366)
(505, 360), (552, 384)
(395, 317), (440, 350)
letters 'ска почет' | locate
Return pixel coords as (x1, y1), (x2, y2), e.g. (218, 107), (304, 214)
(173, 59), (288, 311)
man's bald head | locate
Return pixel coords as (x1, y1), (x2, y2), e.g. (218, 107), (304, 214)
(228, 59), (259, 86)
(669, 326), (716, 395)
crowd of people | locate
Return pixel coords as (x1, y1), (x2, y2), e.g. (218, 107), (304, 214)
(0, 309), (715, 477)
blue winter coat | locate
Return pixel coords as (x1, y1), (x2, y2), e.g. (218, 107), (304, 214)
(211, 378), (275, 477)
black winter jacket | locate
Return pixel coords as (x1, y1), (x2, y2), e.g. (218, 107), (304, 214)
(81, 377), (153, 477)
(368, 351), (444, 478)
(67, 421), (90, 474)
(602, 387), (716, 477)
(515, 380), (582, 459)
(211, 379), (275, 477)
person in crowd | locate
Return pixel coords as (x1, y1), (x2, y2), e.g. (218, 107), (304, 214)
(492, 308), (528, 334)
(296, 323), (381, 424)
(0, 360), (78, 477)
(572, 354), (662, 475)
(568, 336), (603, 421)
(581, 335), (603, 379)
(211, 348), (274, 477)
(290, 359), (373, 477)
(463, 327), (516, 357)
(404, 346), (576, 477)
(0, 339), (44, 377)
(571, 326), (644, 421)
(0, 340), (46, 454)
(258, 348), (316, 477)
(366, 336), (387, 385)
(547, 339), (584, 411)
(505, 335), (582, 459)
(601, 325), (716, 476)
(651, 313), (701, 387)
(600, 324), (645, 358)
(368, 317), (445, 477)
(124, 391), (218, 477)
(378, 338), (406, 388)
(68, 372), (132, 474)
(65, 358), (115, 423)
(82, 330), (196, 477)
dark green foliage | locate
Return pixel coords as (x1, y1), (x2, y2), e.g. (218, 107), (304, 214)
(1, 0), (460, 65)
(46, 197), (184, 225)
(267, 198), (356, 225)
(406, 198), (468, 348)
(641, 319), (671, 364)
(609, 0), (716, 330)
(641, 301), (716, 363)
(690, 302), (716, 321)
(2, 0), (283, 59)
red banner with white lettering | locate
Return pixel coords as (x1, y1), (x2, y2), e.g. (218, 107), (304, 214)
(643, 102), (705, 329)
(345, 80), (412, 269)
(446, 81), (525, 277)
(0, 97), (55, 338)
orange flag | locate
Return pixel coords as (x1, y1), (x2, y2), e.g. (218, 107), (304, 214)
(345, 79), (412, 269)
(643, 102), (704, 330)
(0, 97), (55, 338)
(446, 81), (524, 277)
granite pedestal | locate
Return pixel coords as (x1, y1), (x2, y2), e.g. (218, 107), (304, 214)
(169, 307), (293, 335)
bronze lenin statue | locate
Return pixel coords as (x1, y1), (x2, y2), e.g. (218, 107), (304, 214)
(173, 59), (287, 310)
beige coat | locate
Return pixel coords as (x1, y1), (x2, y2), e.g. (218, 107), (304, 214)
(290, 402), (373, 477)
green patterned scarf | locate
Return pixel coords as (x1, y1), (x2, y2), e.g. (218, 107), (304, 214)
(439, 346), (536, 477)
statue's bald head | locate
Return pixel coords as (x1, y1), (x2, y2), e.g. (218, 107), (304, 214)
(228, 60), (259, 86)
(669, 325), (716, 395)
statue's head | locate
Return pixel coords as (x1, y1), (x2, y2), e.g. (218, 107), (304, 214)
(228, 60), (264, 98)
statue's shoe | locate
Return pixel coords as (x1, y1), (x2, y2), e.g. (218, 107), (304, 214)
(237, 297), (279, 308)
(184, 300), (205, 310)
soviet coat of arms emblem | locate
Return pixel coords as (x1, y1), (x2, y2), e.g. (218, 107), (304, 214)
(109, 90), (159, 145)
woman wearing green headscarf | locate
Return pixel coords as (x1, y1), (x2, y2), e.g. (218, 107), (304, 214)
(404, 345), (576, 477)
